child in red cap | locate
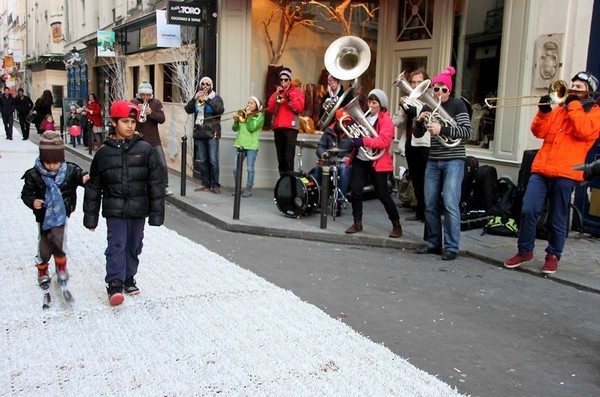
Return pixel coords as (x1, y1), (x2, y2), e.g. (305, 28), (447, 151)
(83, 100), (165, 306)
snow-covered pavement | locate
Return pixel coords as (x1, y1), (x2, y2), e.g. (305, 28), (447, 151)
(0, 132), (464, 396)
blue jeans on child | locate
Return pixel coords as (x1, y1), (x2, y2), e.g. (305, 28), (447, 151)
(424, 158), (465, 254)
(233, 149), (258, 186)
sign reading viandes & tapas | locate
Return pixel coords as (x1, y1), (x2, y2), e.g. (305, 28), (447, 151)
(167, 1), (209, 27)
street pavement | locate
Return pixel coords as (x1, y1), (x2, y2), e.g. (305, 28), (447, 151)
(63, 137), (600, 295)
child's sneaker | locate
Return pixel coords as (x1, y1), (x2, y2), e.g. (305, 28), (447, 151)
(36, 263), (51, 286)
(55, 256), (69, 282)
(124, 276), (140, 295)
(542, 253), (559, 274)
(107, 280), (124, 306)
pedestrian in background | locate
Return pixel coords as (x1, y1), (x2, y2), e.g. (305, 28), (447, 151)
(32, 90), (54, 135)
(14, 88), (34, 140)
(0, 87), (15, 140)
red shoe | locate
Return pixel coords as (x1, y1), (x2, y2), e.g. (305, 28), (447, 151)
(504, 251), (533, 268)
(542, 253), (559, 274)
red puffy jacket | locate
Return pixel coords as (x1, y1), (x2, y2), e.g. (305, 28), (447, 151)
(267, 85), (305, 130)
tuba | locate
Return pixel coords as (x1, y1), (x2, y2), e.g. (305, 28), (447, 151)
(318, 36), (371, 130)
(138, 99), (148, 123)
(392, 71), (431, 109)
(338, 96), (385, 161)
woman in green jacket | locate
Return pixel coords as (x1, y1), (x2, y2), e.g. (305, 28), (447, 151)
(233, 96), (265, 197)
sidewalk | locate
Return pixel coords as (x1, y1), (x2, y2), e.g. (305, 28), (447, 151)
(65, 142), (600, 294)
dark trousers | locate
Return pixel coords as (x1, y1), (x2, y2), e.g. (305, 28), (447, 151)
(17, 111), (30, 139)
(105, 218), (146, 284)
(37, 224), (66, 265)
(405, 145), (429, 219)
(2, 113), (13, 138)
(349, 158), (399, 222)
(274, 128), (298, 175)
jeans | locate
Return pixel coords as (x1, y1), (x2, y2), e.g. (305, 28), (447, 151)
(517, 173), (577, 258)
(233, 149), (258, 186)
(424, 158), (465, 253)
(194, 138), (220, 188)
(17, 111), (30, 139)
(2, 114), (13, 138)
(105, 218), (145, 284)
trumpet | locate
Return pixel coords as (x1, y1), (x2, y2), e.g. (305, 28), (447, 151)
(233, 108), (267, 123)
(138, 99), (148, 123)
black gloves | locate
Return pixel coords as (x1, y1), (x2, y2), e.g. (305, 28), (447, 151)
(583, 159), (600, 181)
(538, 95), (552, 114)
(353, 137), (364, 147)
(564, 94), (580, 107)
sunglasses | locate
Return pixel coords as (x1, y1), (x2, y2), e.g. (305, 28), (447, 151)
(279, 78), (290, 82)
(433, 87), (449, 93)
(200, 83), (211, 86)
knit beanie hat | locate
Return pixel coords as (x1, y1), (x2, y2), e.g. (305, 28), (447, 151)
(249, 96), (262, 110)
(432, 66), (456, 92)
(368, 88), (389, 110)
(571, 71), (599, 93)
(279, 67), (292, 80)
(200, 76), (213, 88)
(39, 131), (65, 163)
(138, 80), (153, 95)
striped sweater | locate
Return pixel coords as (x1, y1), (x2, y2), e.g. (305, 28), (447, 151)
(413, 97), (472, 160)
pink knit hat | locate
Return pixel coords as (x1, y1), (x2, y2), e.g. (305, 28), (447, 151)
(432, 66), (456, 92)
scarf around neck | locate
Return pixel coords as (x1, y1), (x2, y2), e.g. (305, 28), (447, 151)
(195, 91), (217, 126)
(35, 158), (67, 231)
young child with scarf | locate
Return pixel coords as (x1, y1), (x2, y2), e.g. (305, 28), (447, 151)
(21, 131), (90, 289)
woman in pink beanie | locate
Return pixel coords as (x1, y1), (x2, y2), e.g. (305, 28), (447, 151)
(412, 66), (472, 261)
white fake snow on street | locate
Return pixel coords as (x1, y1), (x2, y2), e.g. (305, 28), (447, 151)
(0, 132), (465, 396)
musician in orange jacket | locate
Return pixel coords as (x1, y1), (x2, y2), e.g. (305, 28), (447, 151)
(344, 89), (402, 238)
(505, 71), (600, 274)
(267, 67), (305, 176)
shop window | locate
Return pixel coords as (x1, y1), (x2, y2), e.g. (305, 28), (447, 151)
(163, 63), (186, 103)
(52, 85), (64, 108)
(452, 0), (504, 150)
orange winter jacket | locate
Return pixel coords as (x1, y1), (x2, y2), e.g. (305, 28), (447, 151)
(530, 101), (600, 181)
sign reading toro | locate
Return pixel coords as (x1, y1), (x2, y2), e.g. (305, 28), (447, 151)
(167, 1), (211, 27)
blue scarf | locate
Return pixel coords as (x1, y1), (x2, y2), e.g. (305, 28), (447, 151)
(35, 158), (67, 231)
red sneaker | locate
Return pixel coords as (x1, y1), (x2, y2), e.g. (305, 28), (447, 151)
(542, 253), (559, 274)
(504, 251), (534, 268)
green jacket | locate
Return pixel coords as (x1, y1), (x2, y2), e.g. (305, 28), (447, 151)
(233, 113), (264, 151)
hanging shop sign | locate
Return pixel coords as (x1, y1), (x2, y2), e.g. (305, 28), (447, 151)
(167, 1), (212, 27)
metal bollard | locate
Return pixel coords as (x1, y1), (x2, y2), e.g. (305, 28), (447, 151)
(233, 147), (245, 220)
(180, 136), (187, 197)
(88, 124), (93, 155)
(320, 165), (330, 229)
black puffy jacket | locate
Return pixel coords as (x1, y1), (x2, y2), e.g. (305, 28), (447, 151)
(21, 162), (88, 223)
(83, 134), (165, 229)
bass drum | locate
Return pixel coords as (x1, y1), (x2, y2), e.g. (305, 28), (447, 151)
(274, 173), (320, 218)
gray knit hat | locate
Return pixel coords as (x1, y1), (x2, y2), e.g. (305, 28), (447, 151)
(39, 131), (65, 163)
(138, 80), (153, 95)
(368, 89), (389, 110)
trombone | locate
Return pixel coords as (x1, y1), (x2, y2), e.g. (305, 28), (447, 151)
(483, 79), (591, 109)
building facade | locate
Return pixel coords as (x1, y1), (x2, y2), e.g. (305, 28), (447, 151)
(1, 0), (598, 188)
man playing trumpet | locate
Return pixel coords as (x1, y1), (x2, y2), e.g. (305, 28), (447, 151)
(267, 67), (305, 176)
(130, 81), (171, 196)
